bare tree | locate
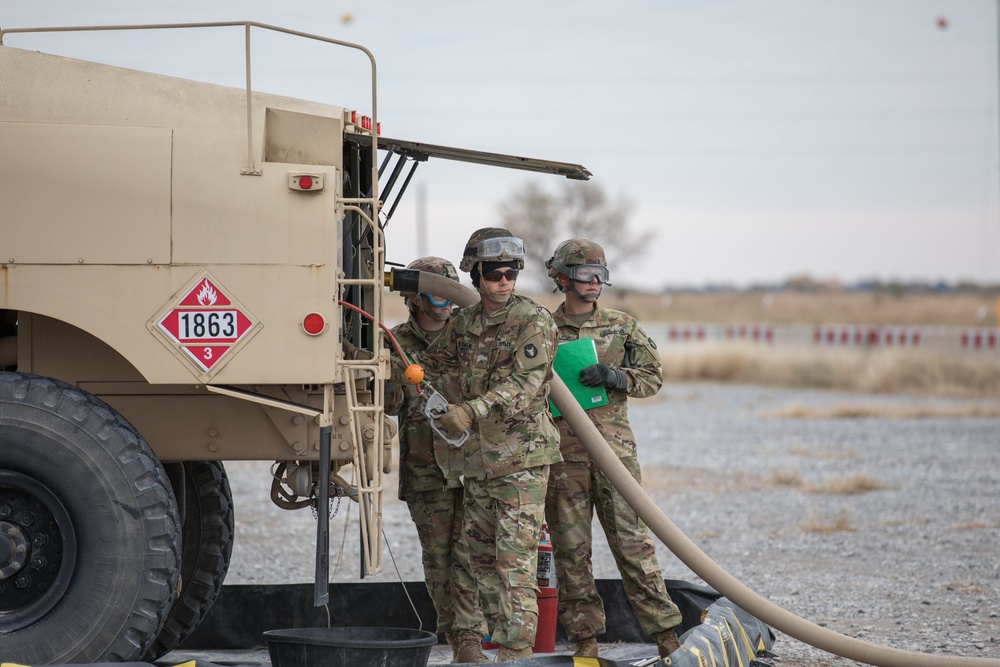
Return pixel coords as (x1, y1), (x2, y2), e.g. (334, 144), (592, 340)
(497, 180), (653, 290)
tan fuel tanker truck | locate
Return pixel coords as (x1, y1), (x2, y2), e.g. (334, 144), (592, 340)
(0, 22), (590, 663)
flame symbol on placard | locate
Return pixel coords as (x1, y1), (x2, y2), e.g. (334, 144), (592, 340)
(196, 281), (218, 306)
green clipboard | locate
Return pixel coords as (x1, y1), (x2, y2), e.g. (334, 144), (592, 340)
(549, 338), (608, 418)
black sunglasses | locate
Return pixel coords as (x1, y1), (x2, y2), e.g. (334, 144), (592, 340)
(481, 269), (519, 282)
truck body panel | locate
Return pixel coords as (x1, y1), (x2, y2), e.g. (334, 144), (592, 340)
(2, 46), (348, 387)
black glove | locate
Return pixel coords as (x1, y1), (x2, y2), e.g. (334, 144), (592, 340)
(579, 363), (628, 391)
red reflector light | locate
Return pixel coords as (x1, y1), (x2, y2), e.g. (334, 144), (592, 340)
(299, 175), (313, 190)
(302, 312), (326, 335)
(376, 122), (381, 135)
(351, 110), (357, 124)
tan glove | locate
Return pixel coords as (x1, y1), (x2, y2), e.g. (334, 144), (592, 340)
(440, 404), (473, 439)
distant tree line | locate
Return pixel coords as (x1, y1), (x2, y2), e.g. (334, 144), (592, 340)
(494, 181), (997, 296)
(664, 277), (1000, 295)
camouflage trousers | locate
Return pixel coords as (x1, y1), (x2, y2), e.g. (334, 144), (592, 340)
(544, 457), (681, 640)
(464, 466), (549, 650)
(406, 484), (488, 638)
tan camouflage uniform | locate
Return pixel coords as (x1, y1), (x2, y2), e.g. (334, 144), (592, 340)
(422, 292), (563, 651)
(545, 302), (683, 641)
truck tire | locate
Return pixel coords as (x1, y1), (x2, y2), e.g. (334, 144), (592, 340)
(0, 372), (181, 663)
(143, 460), (235, 660)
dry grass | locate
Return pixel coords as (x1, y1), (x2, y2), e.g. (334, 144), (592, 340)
(943, 581), (994, 595)
(769, 468), (803, 487)
(803, 508), (855, 533)
(765, 403), (1000, 419)
(640, 465), (760, 495)
(385, 287), (1000, 327)
(383, 288), (1000, 396)
(593, 290), (1000, 397)
(764, 470), (886, 495)
(953, 519), (1000, 530)
(804, 474), (887, 495)
(581, 288), (1000, 327)
(660, 344), (1000, 397)
(788, 446), (856, 461)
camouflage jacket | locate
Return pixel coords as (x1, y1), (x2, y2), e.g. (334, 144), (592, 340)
(551, 302), (663, 461)
(386, 317), (464, 500)
(422, 294), (562, 480)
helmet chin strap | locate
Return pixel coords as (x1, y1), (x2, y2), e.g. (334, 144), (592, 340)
(562, 277), (601, 302)
(479, 282), (512, 305)
(419, 301), (451, 322)
(575, 285), (602, 301)
(476, 262), (513, 305)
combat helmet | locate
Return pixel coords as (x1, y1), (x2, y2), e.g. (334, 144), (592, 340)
(401, 256), (459, 299)
(459, 227), (525, 273)
(402, 256), (460, 319)
(545, 238), (610, 288)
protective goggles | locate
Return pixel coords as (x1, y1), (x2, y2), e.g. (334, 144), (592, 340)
(467, 236), (525, 260)
(564, 263), (610, 285)
(420, 293), (453, 308)
(481, 268), (519, 282)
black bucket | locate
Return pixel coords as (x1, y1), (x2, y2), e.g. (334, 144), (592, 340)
(263, 626), (438, 667)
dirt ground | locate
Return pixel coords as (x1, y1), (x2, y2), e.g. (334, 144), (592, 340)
(221, 382), (1000, 667)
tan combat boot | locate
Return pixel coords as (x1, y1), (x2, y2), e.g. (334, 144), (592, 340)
(452, 631), (489, 664)
(495, 644), (533, 662)
(655, 627), (682, 658)
(573, 636), (599, 658)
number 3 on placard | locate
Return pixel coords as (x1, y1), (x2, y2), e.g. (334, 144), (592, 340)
(203, 347), (213, 360)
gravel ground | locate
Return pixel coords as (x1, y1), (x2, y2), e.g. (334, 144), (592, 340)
(223, 382), (1000, 666)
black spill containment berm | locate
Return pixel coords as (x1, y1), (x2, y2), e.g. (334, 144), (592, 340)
(263, 626), (438, 667)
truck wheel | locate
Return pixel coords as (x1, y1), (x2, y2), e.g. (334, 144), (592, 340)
(144, 460), (235, 660)
(0, 372), (181, 663)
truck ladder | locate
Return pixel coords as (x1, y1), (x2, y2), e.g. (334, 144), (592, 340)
(337, 211), (388, 577)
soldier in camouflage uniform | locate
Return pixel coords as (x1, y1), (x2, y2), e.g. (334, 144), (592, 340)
(421, 228), (562, 662)
(542, 238), (683, 659)
(385, 257), (488, 664)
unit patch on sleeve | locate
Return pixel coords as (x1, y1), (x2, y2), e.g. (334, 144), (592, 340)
(516, 336), (549, 371)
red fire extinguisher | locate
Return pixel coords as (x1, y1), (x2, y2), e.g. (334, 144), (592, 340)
(483, 523), (559, 653)
(534, 523), (558, 653)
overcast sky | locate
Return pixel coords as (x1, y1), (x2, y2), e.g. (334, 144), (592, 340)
(4, 1), (1000, 289)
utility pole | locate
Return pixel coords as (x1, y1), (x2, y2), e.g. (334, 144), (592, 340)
(417, 182), (428, 257)
(994, 0), (1000, 339)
